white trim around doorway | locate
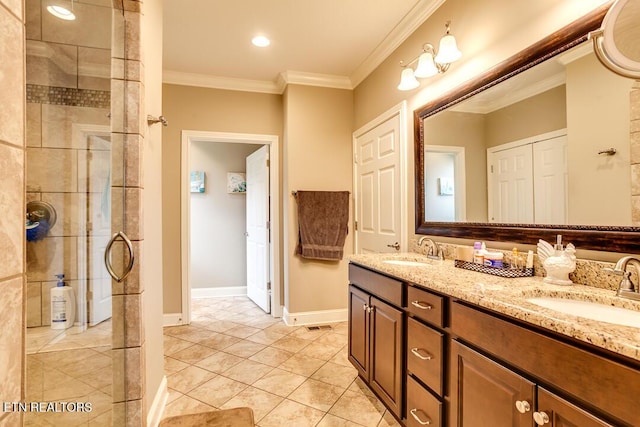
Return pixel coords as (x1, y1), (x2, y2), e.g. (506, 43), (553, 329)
(180, 130), (282, 323)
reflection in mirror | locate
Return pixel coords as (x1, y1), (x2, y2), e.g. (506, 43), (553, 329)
(414, 4), (640, 253)
(423, 42), (634, 226)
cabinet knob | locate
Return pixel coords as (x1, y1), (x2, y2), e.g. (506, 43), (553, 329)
(386, 242), (400, 250)
(411, 300), (433, 310)
(411, 347), (433, 361)
(533, 411), (550, 425)
(515, 400), (531, 413)
(409, 408), (432, 425)
(363, 304), (368, 311)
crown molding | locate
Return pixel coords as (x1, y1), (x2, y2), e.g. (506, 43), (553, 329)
(163, 0), (444, 94)
(277, 71), (353, 92)
(350, 0), (446, 87)
(163, 70), (282, 94)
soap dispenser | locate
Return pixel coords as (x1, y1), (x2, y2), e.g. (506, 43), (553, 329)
(50, 274), (75, 330)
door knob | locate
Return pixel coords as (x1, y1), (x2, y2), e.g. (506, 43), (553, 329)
(386, 242), (400, 250)
(515, 400), (531, 413)
(533, 411), (550, 425)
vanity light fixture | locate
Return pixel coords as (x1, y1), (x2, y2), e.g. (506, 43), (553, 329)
(47, 0), (76, 20)
(397, 21), (462, 91)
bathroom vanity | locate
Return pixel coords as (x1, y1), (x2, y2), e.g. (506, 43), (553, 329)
(348, 255), (640, 427)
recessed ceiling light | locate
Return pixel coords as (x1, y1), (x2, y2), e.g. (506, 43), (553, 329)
(252, 35), (270, 47)
(47, 1), (76, 20)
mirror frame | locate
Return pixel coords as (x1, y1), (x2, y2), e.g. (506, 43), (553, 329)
(414, 2), (640, 253)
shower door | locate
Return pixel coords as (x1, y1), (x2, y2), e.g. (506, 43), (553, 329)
(24, 0), (129, 424)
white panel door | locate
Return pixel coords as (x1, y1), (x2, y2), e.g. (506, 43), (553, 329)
(355, 115), (401, 253)
(488, 144), (533, 223)
(533, 135), (568, 224)
(246, 146), (270, 313)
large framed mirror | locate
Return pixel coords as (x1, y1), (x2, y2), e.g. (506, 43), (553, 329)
(415, 3), (640, 253)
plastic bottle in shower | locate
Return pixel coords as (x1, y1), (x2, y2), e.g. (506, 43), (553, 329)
(51, 274), (75, 330)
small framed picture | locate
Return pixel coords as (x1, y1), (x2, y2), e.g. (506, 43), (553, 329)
(227, 172), (246, 194)
(438, 177), (454, 196)
(190, 171), (205, 193)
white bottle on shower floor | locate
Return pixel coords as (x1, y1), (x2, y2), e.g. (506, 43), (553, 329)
(51, 274), (75, 330)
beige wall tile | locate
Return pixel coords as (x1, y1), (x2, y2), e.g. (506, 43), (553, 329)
(125, 80), (143, 134)
(0, 8), (25, 148)
(27, 281), (42, 327)
(633, 196), (640, 226)
(2, 0), (23, 18)
(111, 187), (143, 240)
(632, 164), (640, 196)
(26, 41), (78, 87)
(0, 145), (24, 278)
(41, 192), (85, 237)
(78, 148), (111, 193)
(79, 46), (111, 90)
(110, 79), (125, 133)
(42, 2), (111, 49)
(630, 131), (640, 164)
(27, 236), (78, 281)
(123, 9), (141, 60)
(26, 102), (42, 147)
(631, 86), (640, 121)
(42, 104), (109, 149)
(0, 277), (24, 403)
(112, 133), (143, 187)
(26, 148), (78, 192)
(25, 0), (41, 40)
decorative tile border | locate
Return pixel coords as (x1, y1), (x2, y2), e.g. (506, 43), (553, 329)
(26, 84), (110, 108)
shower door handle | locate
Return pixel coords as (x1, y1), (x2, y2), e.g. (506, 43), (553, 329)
(104, 231), (135, 283)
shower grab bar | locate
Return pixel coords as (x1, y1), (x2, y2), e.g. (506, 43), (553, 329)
(104, 231), (135, 283)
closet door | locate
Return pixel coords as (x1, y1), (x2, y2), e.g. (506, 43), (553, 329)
(487, 144), (534, 223)
(533, 135), (568, 224)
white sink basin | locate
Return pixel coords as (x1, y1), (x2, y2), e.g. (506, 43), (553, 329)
(383, 259), (431, 267)
(527, 297), (640, 328)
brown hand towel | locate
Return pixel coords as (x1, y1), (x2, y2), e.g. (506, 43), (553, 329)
(295, 191), (349, 261)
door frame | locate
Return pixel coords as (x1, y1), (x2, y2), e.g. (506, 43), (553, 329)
(181, 130), (282, 321)
(424, 145), (467, 222)
(352, 101), (409, 253)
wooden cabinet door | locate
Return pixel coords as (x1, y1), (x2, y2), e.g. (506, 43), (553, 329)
(348, 285), (369, 379)
(369, 296), (403, 417)
(535, 387), (614, 427)
(450, 340), (535, 427)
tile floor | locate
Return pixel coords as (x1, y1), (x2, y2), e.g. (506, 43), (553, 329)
(163, 296), (401, 427)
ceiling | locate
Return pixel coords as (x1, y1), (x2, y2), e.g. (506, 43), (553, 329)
(162, 0), (445, 93)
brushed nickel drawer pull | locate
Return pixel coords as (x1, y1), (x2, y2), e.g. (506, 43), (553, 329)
(411, 300), (433, 310)
(410, 408), (432, 425)
(411, 347), (433, 360)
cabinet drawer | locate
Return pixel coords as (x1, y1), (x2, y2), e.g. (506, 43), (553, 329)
(349, 264), (403, 306)
(407, 285), (444, 328)
(407, 317), (443, 396)
(406, 375), (442, 427)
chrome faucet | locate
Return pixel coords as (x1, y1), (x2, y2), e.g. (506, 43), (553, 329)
(605, 255), (640, 301)
(418, 237), (444, 261)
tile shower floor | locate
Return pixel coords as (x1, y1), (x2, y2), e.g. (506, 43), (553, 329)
(163, 296), (401, 427)
(25, 321), (113, 426)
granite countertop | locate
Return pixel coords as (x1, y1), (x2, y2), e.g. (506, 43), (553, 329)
(349, 253), (640, 362)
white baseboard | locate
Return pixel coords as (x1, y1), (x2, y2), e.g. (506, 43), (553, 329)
(163, 313), (185, 327)
(147, 375), (168, 427)
(282, 307), (348, 326)
(191, 286), (247, 298)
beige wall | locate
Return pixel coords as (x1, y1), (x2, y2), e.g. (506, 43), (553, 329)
(162, 84), (283, 313)
(283, 85), (354, 315)
(142, 0), (166, 418)
(0, 0), (26, 425)
(353, 0), (617, 256)
(485, 85), (567, 148)
(423, 111), (487, 221)
(566, 53), (633, 226)
(190, 142), (262, 289)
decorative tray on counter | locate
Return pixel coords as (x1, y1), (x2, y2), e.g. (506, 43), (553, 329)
(454, 259), (534, 278)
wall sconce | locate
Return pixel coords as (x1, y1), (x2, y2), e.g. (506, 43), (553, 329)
(397, 21), (462, 91)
